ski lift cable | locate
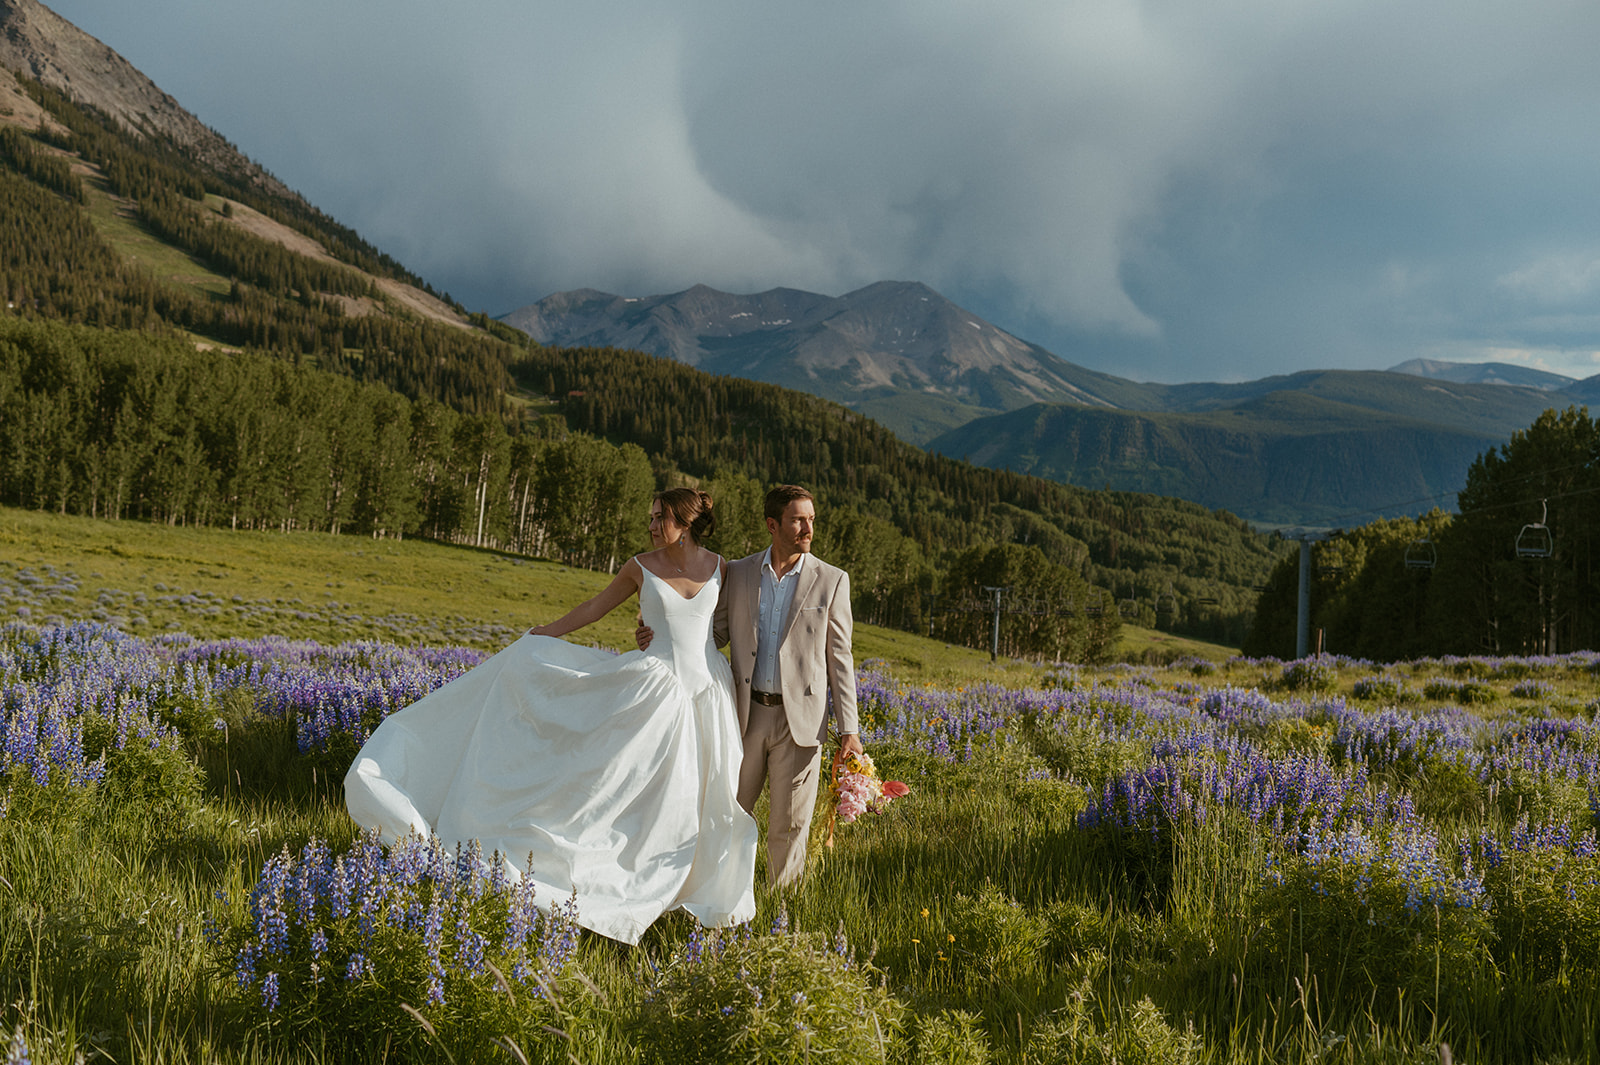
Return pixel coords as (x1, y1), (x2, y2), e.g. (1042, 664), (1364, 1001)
(1453, 483), (1600, 522)
(1310, 479), (1600, 533)
(1306, 455), (1600, 529)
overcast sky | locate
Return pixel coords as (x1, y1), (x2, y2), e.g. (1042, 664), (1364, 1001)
(43, 0), (1600, 383)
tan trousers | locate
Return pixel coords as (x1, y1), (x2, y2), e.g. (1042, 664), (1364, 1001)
(738, 702), (823, 887)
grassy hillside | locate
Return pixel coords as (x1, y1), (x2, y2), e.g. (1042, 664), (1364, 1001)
(0, 74), (520, 414)
(0, 507), (1236, 683)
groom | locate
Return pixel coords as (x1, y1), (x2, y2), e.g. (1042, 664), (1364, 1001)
(639, 483), (861, 886)
(722, 484), (862, 887)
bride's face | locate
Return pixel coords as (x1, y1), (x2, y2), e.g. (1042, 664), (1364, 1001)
(648, 501), (687, 547)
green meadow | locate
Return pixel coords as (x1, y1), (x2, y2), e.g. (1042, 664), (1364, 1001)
(3, 508), (1598, 1064)
(0, 506), (1231, 683)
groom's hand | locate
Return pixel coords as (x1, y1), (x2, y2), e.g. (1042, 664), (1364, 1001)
(833, 732), (864, 775)
(634, 621), (654, 650)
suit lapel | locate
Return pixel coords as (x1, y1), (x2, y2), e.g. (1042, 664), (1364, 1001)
(778, 557), (821, 647)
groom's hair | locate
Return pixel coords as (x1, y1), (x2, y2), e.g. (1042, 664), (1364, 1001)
(764, 484), (813, 523)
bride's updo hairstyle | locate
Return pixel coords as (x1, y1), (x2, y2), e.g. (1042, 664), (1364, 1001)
(656, 487), (716, 544)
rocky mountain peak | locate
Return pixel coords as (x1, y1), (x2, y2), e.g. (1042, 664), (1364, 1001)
(0, 0), (294, 199)
(502, 282), (1125, 441)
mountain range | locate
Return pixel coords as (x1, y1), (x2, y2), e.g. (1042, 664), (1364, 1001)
(4, 0), (1583, 534)
(509, 284), (1595, 524)
(502, 282), (1144, 444)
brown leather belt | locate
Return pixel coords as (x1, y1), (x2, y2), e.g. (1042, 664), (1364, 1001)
(750, 690), (784, 706)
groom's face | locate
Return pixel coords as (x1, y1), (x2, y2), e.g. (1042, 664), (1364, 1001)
(767, 499), (816, 557)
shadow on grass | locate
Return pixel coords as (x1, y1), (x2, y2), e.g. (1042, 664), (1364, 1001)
(194, 711), (352, 813)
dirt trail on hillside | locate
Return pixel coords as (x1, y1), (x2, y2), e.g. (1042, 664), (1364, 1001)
(224, 202), (471, 329)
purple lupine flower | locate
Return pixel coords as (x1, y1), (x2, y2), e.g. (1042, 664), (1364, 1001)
(455, 915), (487, 976)
(261, 971), (280, 1012)
(5, 1024), (30, 1065)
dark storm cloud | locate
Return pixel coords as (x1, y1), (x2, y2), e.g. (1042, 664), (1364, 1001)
(43, 0), (1600, 381)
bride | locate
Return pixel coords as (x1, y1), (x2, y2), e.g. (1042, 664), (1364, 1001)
(344, 488), (758, 944)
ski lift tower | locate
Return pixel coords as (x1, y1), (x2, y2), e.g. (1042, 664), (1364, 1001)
(1282, 528), (1337, 658)
(982, 585), (1008, 662)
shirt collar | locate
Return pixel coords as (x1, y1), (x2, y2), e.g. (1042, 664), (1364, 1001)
(761, 546), (807, 580)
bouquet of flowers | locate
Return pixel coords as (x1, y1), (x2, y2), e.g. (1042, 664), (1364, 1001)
(824, 749), (909, 847)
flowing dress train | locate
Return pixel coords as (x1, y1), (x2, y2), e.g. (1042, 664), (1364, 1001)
(344, 561), (757, 944)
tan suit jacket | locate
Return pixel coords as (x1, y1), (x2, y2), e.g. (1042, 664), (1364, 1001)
(715, 550), (858, 746)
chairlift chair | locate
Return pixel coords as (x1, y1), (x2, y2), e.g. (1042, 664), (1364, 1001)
(1404, 539), (1437, 569)
(1118, 598), (1139, 619)
(1155, 583), (1178, 616)
(1516, 500), (1553, 559)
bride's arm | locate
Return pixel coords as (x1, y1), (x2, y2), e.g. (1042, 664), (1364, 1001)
(530, 558), (643, 638)
(711, 555), (730, 649)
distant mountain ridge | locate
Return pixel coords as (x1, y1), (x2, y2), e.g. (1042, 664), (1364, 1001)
(925, 368), (1583, 524)
(516, 283), (1600, 525)
(503, 282), (1149, 442)
(925, 392), (1512, 526)
(1388, 358), (1576, 391)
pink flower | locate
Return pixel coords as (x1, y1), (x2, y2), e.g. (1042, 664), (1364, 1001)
(828, 748), (908, 836)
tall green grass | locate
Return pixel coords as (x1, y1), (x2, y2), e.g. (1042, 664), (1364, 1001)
(5, 509), (1598, 1062)
(9, 716), (1592, 1063)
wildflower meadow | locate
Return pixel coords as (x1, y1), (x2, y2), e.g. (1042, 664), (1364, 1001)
(3, 599), (1600, 1059)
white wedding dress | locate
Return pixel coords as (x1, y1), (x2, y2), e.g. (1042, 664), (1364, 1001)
(344, 561), (758, 944)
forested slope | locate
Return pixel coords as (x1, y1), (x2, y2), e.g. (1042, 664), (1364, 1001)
(0, 76), (519, 413)
(514, 345), (1285, 646)
(929, 382), (1555, 525)
(0, 63), (1286, 657)
(0, 318), (652, 567)
(1244, 406), (1600, 660)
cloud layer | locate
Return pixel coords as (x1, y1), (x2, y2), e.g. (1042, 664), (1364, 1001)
(44, 0), (1600, 381)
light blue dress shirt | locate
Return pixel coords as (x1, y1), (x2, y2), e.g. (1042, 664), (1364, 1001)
(753, 548), (805, 693)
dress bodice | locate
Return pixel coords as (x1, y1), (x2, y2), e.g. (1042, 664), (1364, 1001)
(636, 559), (721, 690)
